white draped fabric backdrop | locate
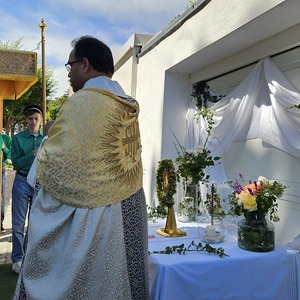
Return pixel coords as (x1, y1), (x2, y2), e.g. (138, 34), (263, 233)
(187, 57), (300, 184)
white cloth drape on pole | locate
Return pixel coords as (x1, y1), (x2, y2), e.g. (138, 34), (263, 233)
(186, 57), (300, 184)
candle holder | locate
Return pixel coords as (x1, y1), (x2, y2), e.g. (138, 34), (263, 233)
(198, 183), (227, 243)
(198, 215), (227, 243)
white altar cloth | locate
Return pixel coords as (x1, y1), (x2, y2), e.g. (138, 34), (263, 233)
(148, 219), (300, 300)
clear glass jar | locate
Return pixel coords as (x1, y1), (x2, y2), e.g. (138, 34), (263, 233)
(178, 183), (198, 222)
(237, 211), (275, 252)
(198, 215), (227, 243)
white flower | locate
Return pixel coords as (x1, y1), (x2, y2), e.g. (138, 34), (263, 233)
(258, 176), (269, 185)
(187, 177), (193, 184)
(195, 147), (204, 154)
(186, 149), (193, 154)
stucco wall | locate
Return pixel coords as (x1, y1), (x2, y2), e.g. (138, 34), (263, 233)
(113, 56), (134, 96)
(114, 0), (300, 243)
(135, 0), (299, 206)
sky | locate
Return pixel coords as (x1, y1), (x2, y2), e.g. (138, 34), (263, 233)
(0, 0), (190, 98)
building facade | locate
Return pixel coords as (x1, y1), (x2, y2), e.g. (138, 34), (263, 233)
(114, 0), (300, 243)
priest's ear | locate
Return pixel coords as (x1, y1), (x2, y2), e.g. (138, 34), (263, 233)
(82, 57), (90, 72)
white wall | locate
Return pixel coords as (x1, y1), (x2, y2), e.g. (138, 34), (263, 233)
(135, 49), (166, 206)
(134, 0), (300, 205)
(114, 33), (153, 98)
(113, 56), (134, 96)
(191, 23), (300, 86)
(114, 0), (300, 243)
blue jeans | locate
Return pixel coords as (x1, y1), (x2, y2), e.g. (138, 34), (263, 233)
(1, 168), (6, 225)
(11, 173), (33, 263)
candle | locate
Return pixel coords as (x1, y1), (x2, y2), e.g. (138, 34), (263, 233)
(205, 225), (217, 237)
(217, 184), (232, 214)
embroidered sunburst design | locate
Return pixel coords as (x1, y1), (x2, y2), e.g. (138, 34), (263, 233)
(101, 105), (142, 186)
(37, 89), (143, 208)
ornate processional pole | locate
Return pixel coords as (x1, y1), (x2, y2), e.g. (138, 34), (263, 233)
(38, 18), (47, 125)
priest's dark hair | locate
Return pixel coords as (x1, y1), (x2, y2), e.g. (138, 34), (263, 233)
(71, 35), (114, 76)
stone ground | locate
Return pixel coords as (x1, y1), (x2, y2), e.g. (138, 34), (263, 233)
(0, 169), (16, 265)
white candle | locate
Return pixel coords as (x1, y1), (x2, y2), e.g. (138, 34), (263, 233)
(205, 225), (217, 237)
(217, 184), (232, 201)
(217, 184), (232, 214)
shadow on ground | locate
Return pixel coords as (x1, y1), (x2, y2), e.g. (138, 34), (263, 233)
(0, 263), (18, 299)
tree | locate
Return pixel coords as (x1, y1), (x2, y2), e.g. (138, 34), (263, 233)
(47, 92), (68, 121)
(1, 38), (59, 135)
(0, 37), (24, 50)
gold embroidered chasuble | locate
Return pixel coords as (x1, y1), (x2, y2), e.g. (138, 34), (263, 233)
(36, 88), (143, 208)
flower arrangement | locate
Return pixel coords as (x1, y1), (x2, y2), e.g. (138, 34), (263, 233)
(230, 174), (286, 221)
(172, 82), (222, 186)
(175, 145), (220, 186)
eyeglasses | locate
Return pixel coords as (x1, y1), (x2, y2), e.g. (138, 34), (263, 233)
(65, 60), (82, 72)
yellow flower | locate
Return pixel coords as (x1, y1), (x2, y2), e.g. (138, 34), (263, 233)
(238, 191), (257, 211)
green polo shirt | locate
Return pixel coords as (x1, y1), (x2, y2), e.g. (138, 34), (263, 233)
(0, 133), (12, 167)
(12, 129), (43, 174)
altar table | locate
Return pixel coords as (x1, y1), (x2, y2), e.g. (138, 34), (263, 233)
(148, 218), (300, 300)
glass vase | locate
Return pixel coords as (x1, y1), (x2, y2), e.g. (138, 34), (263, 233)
(198, 215), (227, 243)
(237, 211), (275, 252)
(177, 183), (198, 222)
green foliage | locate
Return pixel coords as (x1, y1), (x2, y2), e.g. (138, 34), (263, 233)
(175, 146), (220, 185)
(191, 81), (224, 109)
(171, 81), (222, 187)
(47, 93), (68, 120)
(156, 159), (177, 207)
(178, 196), (195, 219)
(149, 240), (228, 258)
(147, 205), (167, 222)
(191, 81), (225, 137)
(290, 104), (300, 109)
(0, 37), (24, 50)
(255, 181), (285, 222)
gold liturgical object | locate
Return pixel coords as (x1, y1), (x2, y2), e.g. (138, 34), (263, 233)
(156, 206), (186, 237)
(0, 49), (38, 100)
(0, 49), (38, 233)
(155, 160), (186, 237)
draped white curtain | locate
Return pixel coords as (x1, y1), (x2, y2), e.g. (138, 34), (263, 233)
(186, 57), (300, 184)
